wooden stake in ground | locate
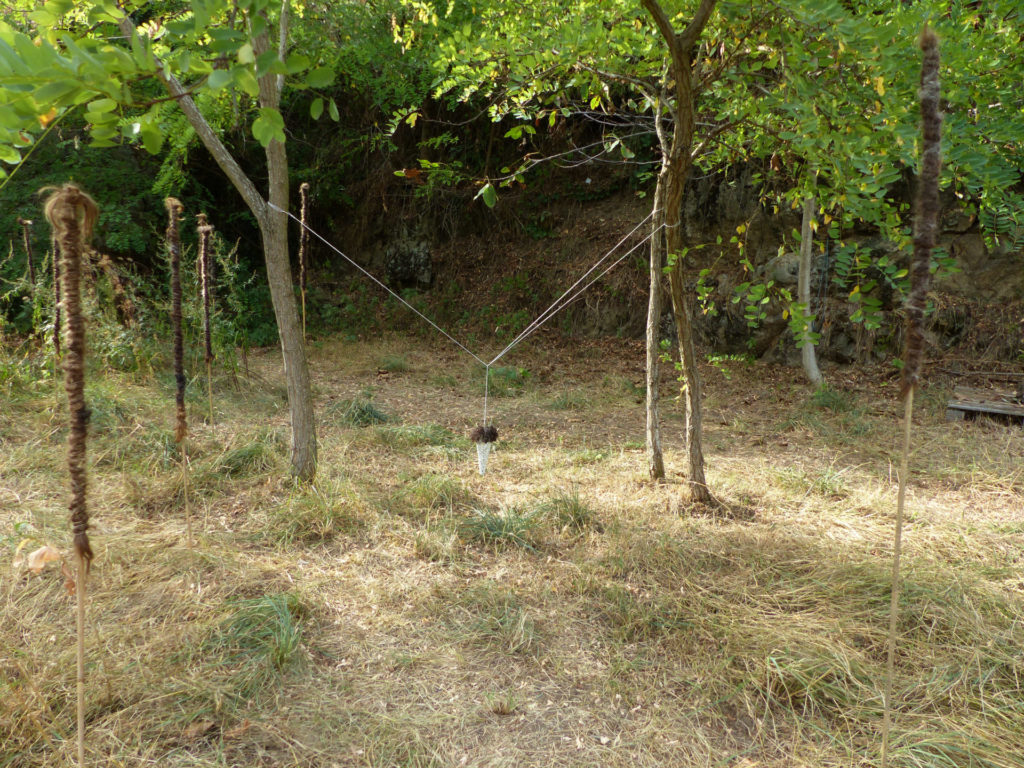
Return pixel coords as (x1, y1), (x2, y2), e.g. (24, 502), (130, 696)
(197, 213), (215, 425)
(165, 198), (192, 546)
(882, 26), (941, 768)
(42, 183), (98, 768)
(298, 182), (310, 341)
(17, 216), (36, 293)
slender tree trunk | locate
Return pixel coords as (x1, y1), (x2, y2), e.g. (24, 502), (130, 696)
(646, 176), (667, 481)
(254, 14), (317, 481)
(642, 0), (717, 505)
(799, 196), (823, 386)
(118, 7), (317, 481)
(662, 164), (710, 504)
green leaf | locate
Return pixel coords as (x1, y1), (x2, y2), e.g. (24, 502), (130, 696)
(139, 122), (163, 154)
(285, 53), (310, 74)
(309, 98), (323, 120)
(207, 69), (232, 91)
(255, 49), (286, 77)
(85, 108), (117, 125)
(0, 144), (21, 164)
(328, 98), (339, 121)
(88, 97), (118, 113)
(475, 182), (497, 208)
(233, 67), (259, 97)
(34, 79), (80, 105)
(251, 106), (285, 146)
(28, 10), (56, 26)
(305, 67), (333, 89)
(237, 42), (254, 65)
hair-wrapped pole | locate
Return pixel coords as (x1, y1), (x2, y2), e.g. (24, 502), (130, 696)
(901, 26), (942, 398)
(883, 27), (941, 768)
(18, 217), (36, 291)
(299, 182), (310, 340)
(166, 199), (187, 444)
(197, 213), (215, 424)
(166, 198), (192, 545)
(42, 182), (98, 768)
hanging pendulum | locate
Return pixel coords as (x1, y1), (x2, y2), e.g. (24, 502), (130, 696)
(470, 425), (499, 475)
(470, 365), (498, 474)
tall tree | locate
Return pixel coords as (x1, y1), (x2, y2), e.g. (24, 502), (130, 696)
(0, 0), (323, 479)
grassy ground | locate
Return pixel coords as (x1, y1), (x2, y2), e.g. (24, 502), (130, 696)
(2, 332), (1023, 767)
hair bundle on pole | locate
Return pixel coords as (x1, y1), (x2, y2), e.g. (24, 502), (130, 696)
(197, 213), (215, 425)
(42, 182), (98, 768)
(299, 182), (310, 341)
(52, 233), (61, 368)
(165, 198), (192, 545)
(882, 26), (941, 768)
(17, 216), (36, 292)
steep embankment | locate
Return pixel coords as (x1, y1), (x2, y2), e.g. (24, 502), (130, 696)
(324, 163), (1023, 369)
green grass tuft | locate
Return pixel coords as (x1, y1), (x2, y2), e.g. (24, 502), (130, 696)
(459, 506), (539, 551)
(539, 487), (599, 533)
(325, 395), (394, 427)
(376, 423), (459, 450)
(190, 592), (307, 706)
(264, 480), (364, 546)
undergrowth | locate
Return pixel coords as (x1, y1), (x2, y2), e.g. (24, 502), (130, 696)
(1, 335), (1023, 767)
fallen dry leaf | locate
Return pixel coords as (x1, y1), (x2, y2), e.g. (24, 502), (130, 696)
(222, 719), (251, 740)
(61, 561), (76, 596)
(26, 545), (62, 574)
(182, 719), (215, 741)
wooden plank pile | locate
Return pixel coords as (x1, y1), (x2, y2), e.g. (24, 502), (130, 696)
(946, 384), (1024, 422)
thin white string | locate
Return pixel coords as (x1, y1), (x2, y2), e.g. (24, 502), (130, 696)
(490, 223), (663, 363)
(483, 365), (490, 426)
(268, 202), (488, 367)
(488, 211), (658, 365)
(270, 201), (662, 380)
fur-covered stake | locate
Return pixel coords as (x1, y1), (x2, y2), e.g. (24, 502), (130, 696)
(43, 182), (98, 768)
(197, 212), (215, 425)
(882, 26), (942, 768)
(470, 425), (499, 475)
(17, 216), (36, 292)
(165, 198), (192, 545)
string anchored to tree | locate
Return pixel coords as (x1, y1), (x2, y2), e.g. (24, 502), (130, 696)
(275, 200), (659, 474)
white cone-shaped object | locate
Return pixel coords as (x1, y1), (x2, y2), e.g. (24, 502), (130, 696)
(476, 442), (492, 475)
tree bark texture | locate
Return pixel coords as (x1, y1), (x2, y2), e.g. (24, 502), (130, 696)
(254, 17), (317, 481)
(645, 176), (666, 481)
(799, 196), (823, 386)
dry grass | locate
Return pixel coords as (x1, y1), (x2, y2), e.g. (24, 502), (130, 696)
(2, 333), (1023, 767)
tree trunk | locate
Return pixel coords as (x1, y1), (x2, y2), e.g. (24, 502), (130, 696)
(254, 15), (317, 481)
(799, 196), (823, 386)
(120, 10), (319, 481)
(642, 0), (717, 505)
(256, 185), (317, 480)
(662, 165), (711, 504)
(646, 176), (666, 481)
